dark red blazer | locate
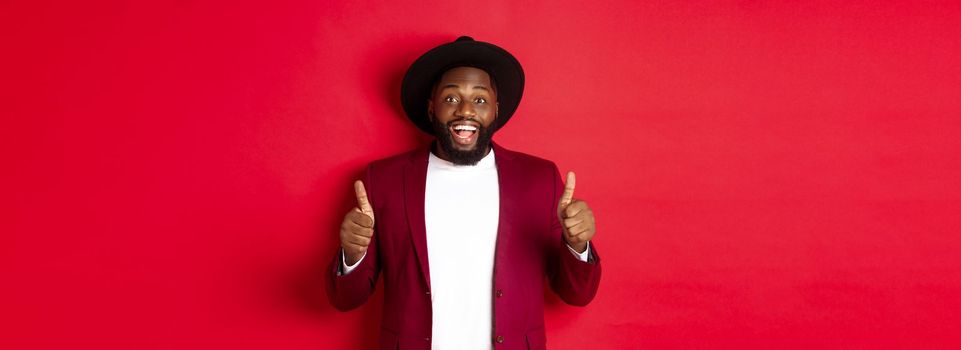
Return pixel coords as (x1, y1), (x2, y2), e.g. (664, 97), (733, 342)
(327, 142), (602, 350)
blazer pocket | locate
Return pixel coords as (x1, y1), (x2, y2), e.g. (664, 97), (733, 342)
(379, 328), (399, 350)
(525, 325), (546, 350)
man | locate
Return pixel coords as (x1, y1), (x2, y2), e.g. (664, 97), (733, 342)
(327, 36), (602, 350)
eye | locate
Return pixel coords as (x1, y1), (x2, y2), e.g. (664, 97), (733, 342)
(444, 96), (459, 103)
(474, 97), (487, 104)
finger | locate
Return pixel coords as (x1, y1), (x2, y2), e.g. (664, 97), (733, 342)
(347, 223), (374, 238)
(564, 200), (588, 218)
(563, 217), (584, 229)
(345, 233), (372, 247)
(348, 209), (374, 228)
(559, 171), (576, 208)
(566, 222), (592, 237)
(354, 180), (374, 220)
(342, 242), (368, 255)
(565, 233), (587, 244)
(567, 235), (586, 244)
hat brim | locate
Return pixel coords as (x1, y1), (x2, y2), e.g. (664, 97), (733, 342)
(401, 37), (524, 134)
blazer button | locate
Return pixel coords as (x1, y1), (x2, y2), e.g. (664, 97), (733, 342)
(495, 289), (503, 298)
(426, 291), (431, 295)
(495, 335), (504, 343)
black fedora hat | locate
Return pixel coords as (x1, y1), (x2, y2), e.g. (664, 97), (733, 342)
(401, 36), (525, 134)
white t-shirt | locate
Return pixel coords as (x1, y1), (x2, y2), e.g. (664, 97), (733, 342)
(423, 149), (500, 349)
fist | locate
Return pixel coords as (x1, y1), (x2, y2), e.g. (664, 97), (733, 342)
(340, 180), (375, 265)
(558, 171), (595, 253)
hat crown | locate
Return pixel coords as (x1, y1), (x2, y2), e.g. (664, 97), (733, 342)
(456, 35), (474, 42)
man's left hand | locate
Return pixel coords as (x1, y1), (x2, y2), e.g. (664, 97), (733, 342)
(558, 171), (595, 254)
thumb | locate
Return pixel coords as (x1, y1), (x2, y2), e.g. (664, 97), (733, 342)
(354, 180), (375, 222)
(559, 171), (576, 209)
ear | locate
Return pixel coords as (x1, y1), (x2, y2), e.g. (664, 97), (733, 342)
(427, 99), (434, 121)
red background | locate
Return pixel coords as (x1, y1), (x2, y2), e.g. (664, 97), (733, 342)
(3, 1), (961, 349)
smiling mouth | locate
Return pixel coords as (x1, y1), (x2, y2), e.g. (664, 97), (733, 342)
(449, 123), (478, 146)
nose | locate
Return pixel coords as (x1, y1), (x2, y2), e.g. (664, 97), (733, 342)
(455, 101), (476, 118)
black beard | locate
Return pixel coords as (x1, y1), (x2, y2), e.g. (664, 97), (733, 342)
(431, 118), (495, 166)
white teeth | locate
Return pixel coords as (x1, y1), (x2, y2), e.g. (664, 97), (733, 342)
(453, 125), (478, 131)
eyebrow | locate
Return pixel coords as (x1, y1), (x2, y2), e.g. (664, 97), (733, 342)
(440, 84), (490, 91)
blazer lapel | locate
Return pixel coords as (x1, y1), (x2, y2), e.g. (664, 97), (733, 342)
(404, 147), (431, 291)
(492, 142), (517, 273)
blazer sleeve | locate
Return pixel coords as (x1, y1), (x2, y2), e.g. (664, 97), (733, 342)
(546, 163), (602, 306)
(325, 167), (381, 311)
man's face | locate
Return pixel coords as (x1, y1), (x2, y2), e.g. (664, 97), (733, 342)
(428, 66), (498, 165)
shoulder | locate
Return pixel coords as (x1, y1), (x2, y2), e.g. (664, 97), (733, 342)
(494, 143), (560, 175)
(364, 147), (428, 173)
(360, 148), (427, 201)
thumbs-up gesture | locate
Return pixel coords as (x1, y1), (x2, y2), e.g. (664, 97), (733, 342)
(340, 180), (375, 266)
(558, 171), (595, 254)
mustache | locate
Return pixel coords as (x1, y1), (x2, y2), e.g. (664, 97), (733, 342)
(445, 117), (483, 127)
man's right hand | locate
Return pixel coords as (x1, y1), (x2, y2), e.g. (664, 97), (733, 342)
(340, 180), (375, 266)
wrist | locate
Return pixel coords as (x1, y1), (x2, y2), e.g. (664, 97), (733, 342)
(343, 249), (365, 266)
(568, 241), (588, 254)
